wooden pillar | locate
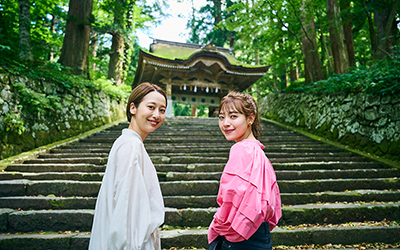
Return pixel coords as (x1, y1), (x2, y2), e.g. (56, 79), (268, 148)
(191, 104), (197, 117)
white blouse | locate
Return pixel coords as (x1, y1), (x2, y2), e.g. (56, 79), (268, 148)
(89, 129), (164, 250)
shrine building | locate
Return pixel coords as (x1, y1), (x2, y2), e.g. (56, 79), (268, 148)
(133, 39), (270, 117)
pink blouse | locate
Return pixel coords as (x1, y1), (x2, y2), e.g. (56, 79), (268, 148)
(208, 139), (282, 243)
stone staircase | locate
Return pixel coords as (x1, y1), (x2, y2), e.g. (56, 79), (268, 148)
(0, 117), (399, 249)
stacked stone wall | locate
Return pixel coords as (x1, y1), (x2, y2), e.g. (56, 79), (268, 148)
(259, 93), (400, 162)
(0, 73), (126, 160)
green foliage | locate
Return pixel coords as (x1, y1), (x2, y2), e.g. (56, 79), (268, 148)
(173, 103), (191, 116)
(3, 112), (26, 135)
(94, 77), (131, 98)
(172, 103), (208, 117)
(285, 56), (400, 95)
(12, 81), (61, 114)
(1, 59), (130, 119)
(0, 0), (68, 62)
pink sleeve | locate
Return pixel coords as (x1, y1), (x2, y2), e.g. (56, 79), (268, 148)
(208, 141), (281, 243)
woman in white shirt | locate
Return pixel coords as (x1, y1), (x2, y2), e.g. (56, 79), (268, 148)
(89, 82), (167, 250)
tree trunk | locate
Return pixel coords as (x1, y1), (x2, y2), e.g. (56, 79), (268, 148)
(340, 0), (355, 67)
(59, 0), (93, 76)
(108, 32), (124, 86)
(327, 0), (349, 74)
(108, 0), (125, 86)
(300, 0), (323, 83)
(289, 61), (299, 82)
(373, 0), (399, 59)
(90, 30), (98, 71)
(18, 0), (33, 61)
(361, 0), (378, 59)
(320, 28), (333, 76)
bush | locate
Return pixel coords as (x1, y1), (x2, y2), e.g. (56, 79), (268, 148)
(285, 56), (400, 95)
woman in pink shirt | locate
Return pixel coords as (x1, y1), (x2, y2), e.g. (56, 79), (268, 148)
(208, 92), (282, 250)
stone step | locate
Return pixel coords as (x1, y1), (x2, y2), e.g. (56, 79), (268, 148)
(272, 161), (389, 170)
(160, 224), (400, 249)
(5, 161), (389, 175)
(166, 202), (400, 227)
(1, 188), (399, 211)
(53, 145), (349, 154)
(160, 168), (400, 181)
(0, 172), (104, 181)
(281, 190), (400, 205)
(1, 178), (398, 198)
(278, 178), (400, 193)
(154, 161), (389, 172)
(5, 164), (105, 173)
(83, 134), (315, 142)
(1, 224), (399, 249)
(59, 141), (342, 152)
(0, 196), (97, 210)
(1, 203), (398, 233)
(4, 168), (396, 183)
(22, 154), (376, 165)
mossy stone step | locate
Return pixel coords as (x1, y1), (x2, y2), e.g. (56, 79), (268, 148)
(1, 210), (94, 233)
(6, 164), (105, 173)
(281, 190), (400, 205)
(1, 224), (399, 249)
(161, 168), (400, 181)
(280, 202), (400, 226)
(1, 203), (398, 233)
(0, 180), (221, 197)
(6, 168), (396, 183)
(39, 153), (109, 159)
(0, 180), (101, 197)
(21, 155), (376, 165)
(23, 157), (107, 165)
(272, 161), (389, 170)
(0, 196), (97, 210)
(0, 172), (104, 181)
(165, 202), (400, 227)
(160, 225), (400, 248)
(155, 163), (225, 172)
(2, 187), (399, 211)
(275, 169), (400, 180)
(2, 177), (382, 197)
(278, 178), (400, 193)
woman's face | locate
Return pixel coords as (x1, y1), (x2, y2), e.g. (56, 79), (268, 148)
(218, 106), (253, 143)
(129, 91), (166, 140)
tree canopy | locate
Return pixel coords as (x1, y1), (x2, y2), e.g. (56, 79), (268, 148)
(0, 0), (399, 96)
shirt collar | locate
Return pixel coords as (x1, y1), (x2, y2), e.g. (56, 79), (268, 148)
(122, 128), (143, 142)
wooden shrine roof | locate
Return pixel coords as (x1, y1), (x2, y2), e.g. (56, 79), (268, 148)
(133, 39), (270, 93)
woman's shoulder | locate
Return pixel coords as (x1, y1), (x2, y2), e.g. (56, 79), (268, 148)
(111, 129), (143, 152)
(231, 139), (263, 152)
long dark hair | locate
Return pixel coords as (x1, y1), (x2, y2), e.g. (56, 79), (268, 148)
(126, 82), (167, 122)
(218, 92), (261, 139)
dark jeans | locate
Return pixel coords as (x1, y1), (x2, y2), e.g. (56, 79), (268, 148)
(208, 222), (272, 250)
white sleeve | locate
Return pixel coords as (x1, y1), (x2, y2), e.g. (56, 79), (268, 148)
(107, 146), (156, 249)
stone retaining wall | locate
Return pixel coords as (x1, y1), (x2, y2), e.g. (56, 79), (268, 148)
(0, 73), (126, 160)
(259, 93), (400, 162)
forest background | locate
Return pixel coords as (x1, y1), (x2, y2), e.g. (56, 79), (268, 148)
(0, 0), (399, 118)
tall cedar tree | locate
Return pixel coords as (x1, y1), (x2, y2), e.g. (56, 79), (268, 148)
(18, 0), (33, 61)
(59, 0), (93, 76)
(327, 0), (349, 74)
(300, 0), (323, 83)
(108, 0), (125, 86)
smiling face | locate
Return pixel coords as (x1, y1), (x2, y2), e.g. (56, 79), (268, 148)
(128, 91), (166, 140)
(218, 104), (255, 143)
